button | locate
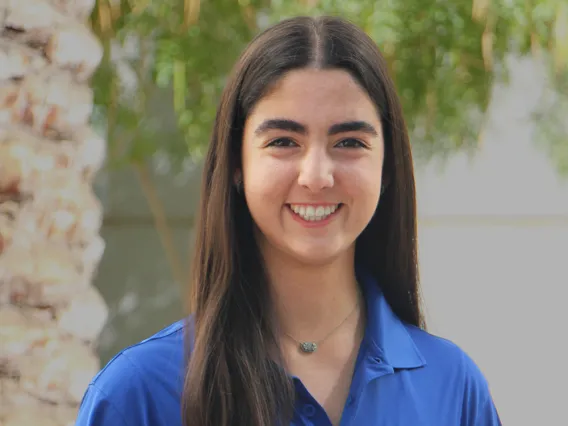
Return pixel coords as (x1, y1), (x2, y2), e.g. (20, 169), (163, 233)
(302, 404), (316, 417)
(346, 394), (355, 406)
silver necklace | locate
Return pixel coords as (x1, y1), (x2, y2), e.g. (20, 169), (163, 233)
(283, 295), (360, 354)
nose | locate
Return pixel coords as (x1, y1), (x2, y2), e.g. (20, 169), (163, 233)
(297, 147), (334, 192)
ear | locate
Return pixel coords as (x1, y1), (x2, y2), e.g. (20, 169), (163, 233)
(234, 170), (243, 194)
(234, 169), (242, 186)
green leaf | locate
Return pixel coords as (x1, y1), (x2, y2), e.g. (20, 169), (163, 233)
(90, 0), (568, 176)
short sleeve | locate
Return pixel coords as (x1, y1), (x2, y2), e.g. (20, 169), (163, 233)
(477, 394), (502, 426)
(75, 384), (130, 426)
(74, 353), (151, 426)
(460, 351), (502, 426)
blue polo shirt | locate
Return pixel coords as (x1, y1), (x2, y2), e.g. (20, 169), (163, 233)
(76, 274), (501, 425)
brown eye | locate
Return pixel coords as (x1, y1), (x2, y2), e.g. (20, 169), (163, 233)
(267, 137), (298, 147)
(335, 138), (366, 148)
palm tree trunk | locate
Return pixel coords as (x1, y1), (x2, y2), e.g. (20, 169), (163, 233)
(0, 0), (108, 424)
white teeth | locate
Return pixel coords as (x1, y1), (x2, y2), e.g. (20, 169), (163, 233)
(288, 204), (340, 221)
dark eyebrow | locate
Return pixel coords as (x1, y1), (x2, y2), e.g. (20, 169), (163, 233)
(328, 121), (378, 136)
(254, 119), (307, 136)
(254, 119), (378, 137)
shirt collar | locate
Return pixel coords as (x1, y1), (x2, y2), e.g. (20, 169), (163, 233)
(356, 268), (426, 370)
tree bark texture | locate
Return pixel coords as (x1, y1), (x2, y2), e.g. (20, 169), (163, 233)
(0, 0), (108, 424)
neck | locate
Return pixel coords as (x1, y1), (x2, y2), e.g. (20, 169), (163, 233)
(262, 244), (361, 342)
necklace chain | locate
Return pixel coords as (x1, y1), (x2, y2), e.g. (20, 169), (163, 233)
(283, 289), (361, 354)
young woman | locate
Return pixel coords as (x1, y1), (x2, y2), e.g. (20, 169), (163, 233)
(76, 16), (501, 426)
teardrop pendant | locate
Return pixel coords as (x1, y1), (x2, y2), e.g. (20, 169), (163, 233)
(299, 342), (317, 353)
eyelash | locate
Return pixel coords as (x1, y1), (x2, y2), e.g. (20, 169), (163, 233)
(266, 137), (367, 149)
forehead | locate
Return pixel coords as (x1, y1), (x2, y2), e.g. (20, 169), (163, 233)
(246, 68), (380, 129)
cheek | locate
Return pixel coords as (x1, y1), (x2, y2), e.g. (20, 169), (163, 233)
(243, 159), (294, 204)
(338, 162), (383, 202)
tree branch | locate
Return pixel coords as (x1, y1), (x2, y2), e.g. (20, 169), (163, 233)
(132, 162), (187, 287)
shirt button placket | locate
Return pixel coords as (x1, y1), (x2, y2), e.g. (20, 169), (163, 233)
(339, 394), (356, 422)
(302, 403), (316, 418)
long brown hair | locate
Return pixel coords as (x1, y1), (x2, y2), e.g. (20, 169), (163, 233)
(183, 15), (425, 426)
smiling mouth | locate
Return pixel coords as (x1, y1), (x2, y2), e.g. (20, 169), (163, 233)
(287, 203), (343, 222)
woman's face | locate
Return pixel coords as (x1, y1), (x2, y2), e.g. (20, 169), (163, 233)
(241, 68), (385, 265)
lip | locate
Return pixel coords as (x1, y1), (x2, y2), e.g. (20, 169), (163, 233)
(286, 203), (342, 228)
(287, 202), (339, 206)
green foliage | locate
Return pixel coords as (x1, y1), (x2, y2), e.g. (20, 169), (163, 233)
(91, 0), (264, 168)
(533, 68), (568, 176)
(89, 0), (567, 174)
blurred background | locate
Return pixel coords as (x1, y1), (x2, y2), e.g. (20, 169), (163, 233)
(1, 0), (567, 425)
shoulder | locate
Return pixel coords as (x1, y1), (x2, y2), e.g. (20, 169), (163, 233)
(404, 324), (488, 384)
(404, 325), (502, 425)
(75, 319), (190, 426)
(92, 318), (187, 389)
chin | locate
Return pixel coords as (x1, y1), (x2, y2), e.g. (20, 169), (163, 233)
(285, 241), (350, 267)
